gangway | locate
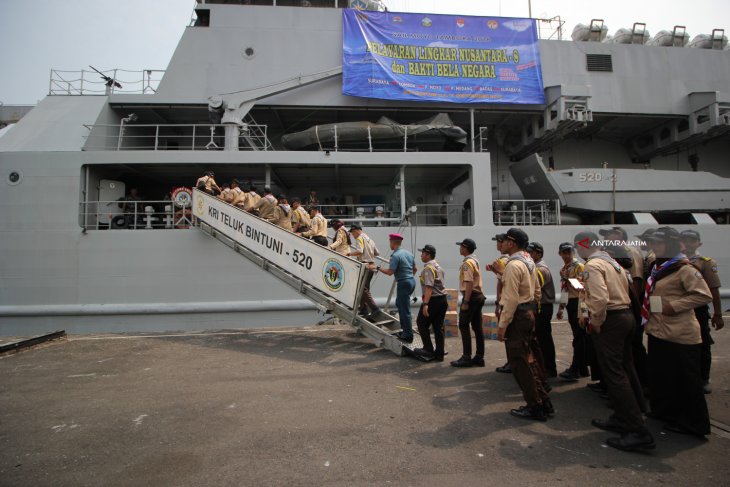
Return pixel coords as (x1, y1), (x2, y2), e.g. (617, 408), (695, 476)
(191, 188), (423, 358)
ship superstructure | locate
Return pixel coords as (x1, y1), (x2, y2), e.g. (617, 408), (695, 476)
(1, 0), (729, 334)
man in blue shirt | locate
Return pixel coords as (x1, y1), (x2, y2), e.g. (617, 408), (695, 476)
(370, 233), (416, 342)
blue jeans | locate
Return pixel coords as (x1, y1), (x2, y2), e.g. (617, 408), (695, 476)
(396, 278), (416, 338)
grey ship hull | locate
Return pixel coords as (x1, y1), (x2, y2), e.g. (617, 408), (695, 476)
(2, 4), (730, 334)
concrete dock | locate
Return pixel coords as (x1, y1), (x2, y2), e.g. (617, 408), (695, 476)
(1, 321), (729, 486)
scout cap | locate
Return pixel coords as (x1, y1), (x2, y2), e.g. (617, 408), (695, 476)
(492, 233), (507, 241)
(349, 223), (362, 231)
(331, 220), (344, 230)
(644, 226), (680, 242)
(599, 226), (628, 240)
(679, 229), (701, 241)
(505, 228), (529, 247)
(456, 238), (477, 252)
(418, 244), (436, 257)
(389, 233), (404, 241)
(526, 242), (544, 254)
(558, 242), (574, 252)
(635, 228), (655, 239)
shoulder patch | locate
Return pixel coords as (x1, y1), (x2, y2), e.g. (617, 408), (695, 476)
(701, 256), (711, 262)
(695, 271), (703, 279)
(712, 265), (718, 273)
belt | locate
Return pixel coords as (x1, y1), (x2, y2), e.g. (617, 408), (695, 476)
(426, 294), (447, 300)
(606, 308), (631, 316)
(516, 302), (537, 311)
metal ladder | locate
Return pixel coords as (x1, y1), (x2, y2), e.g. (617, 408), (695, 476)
(196, 212), (423, 358)
(240, 113), (272, 151)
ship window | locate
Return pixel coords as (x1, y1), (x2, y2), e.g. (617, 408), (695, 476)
(586, 54), (613, 72)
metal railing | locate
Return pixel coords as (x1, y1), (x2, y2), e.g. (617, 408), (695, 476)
(493, 199), (561, 225)
(80, 199), (193, 231)
(49, 68), (164, 95)
(82, 123), (269, 151)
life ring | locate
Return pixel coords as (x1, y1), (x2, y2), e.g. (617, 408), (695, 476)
(111, 215), (128, 229)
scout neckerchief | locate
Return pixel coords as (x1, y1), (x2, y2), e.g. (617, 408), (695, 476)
(560, 258), (579, 292)
(640, 253), (686, 327)
(420, 259), (444, 287)
(507, 250), (535, 273)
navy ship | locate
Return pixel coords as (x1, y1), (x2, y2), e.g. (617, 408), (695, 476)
(1, 0), (728, 335)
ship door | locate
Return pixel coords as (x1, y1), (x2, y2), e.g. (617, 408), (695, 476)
(98, 179), (125, 228)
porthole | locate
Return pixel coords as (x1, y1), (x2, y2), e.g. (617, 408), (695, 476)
(7, 170), (22, 186)
(242, 47), (256, 60)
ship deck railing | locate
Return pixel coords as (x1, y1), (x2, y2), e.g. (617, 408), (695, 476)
(81, 123), (270, 151)
(79, 201), (468, 231)
(49, 69), (164, 96)
(493, 199), (562, 226)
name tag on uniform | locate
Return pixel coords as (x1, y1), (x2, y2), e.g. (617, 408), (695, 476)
(650, 296), (663, 313)
(559, 293), (569, 304)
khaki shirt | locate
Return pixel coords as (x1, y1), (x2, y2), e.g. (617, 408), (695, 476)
(353, 233), (378, 263)
(302, 213), (327, 238)
(459, 255), (483, 295)
(560, 259), (585, 299)
(254, 194), (277, 221)
(583, 256), (630, 328)
(244, 191), (261, 212)
(273, 205), (292, 231)
(196, 175), (219, 192)
(420, 260), (446, 297)
(329, 228), (350, 255)
(645, 264), (712, 345)
(688, 254), (721, 289)
(291, 206), (311, 231)
(229, 187), (246, 207)
(499, 258), (539, 329)
(219, 188), (232, 202)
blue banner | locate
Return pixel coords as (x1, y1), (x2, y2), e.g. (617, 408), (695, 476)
(342, 9), (545, 104)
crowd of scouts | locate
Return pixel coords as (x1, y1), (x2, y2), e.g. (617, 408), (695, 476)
(197, 173), (724, 453)
(372, 226), (723, 454)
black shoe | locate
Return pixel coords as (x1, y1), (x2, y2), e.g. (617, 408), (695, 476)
(592, 418), (625, 434)
(542, 398), (555, 416)
(496, 362), (512, 373)
(559, 370), (580, 382)
(542, 381), (552, 393)
(510, 405), (547, 422)
(450, 356), (473, 368)
(546, 370), (558, 379)
(587, 382), (606, 393)
(606, 431), (656, 452)
(413, 348), (435, 360)
(471, 356), (485, 367)
(433, 354), (445, 363)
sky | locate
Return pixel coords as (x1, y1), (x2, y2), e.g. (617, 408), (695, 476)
(1, 0), (729, 105)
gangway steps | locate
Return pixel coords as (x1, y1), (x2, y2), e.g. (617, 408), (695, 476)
(197, 220), (422, 357)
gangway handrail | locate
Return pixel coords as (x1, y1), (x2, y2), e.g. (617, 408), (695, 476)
(191, 188), (420, 357)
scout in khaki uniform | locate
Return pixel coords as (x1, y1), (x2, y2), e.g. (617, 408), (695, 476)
(643, 227), (713, 437)
(299, 206), (328, 246)
(575, 231), (654, 452)
(489, 234), (512, 374)
(497, 228), (552, 421)
(195, 171), (221, 196)
(599, 227), (644, 296)
(329, 220), (351, 255)
(290, 198), (311, 233)
(272, 195), (292, 232)
(414, 244), (448, 361)
(253, 188), (277, 221)
(679, 230), (724, 394)
(556, 243), (588, 381)
(450, 238), (486, 368)
(244, 186), (261, 212)
(527, 241), (557, 378)
(348, 224), (379, 317)
(229, 179), (246, 209)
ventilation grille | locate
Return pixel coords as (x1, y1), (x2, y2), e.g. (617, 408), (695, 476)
(586, 54), (613, 72)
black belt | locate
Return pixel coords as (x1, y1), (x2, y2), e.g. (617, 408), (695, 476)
(427, 294), (447, 301)
(606, 308), (631, 316)
(516, 302), (536, 311)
